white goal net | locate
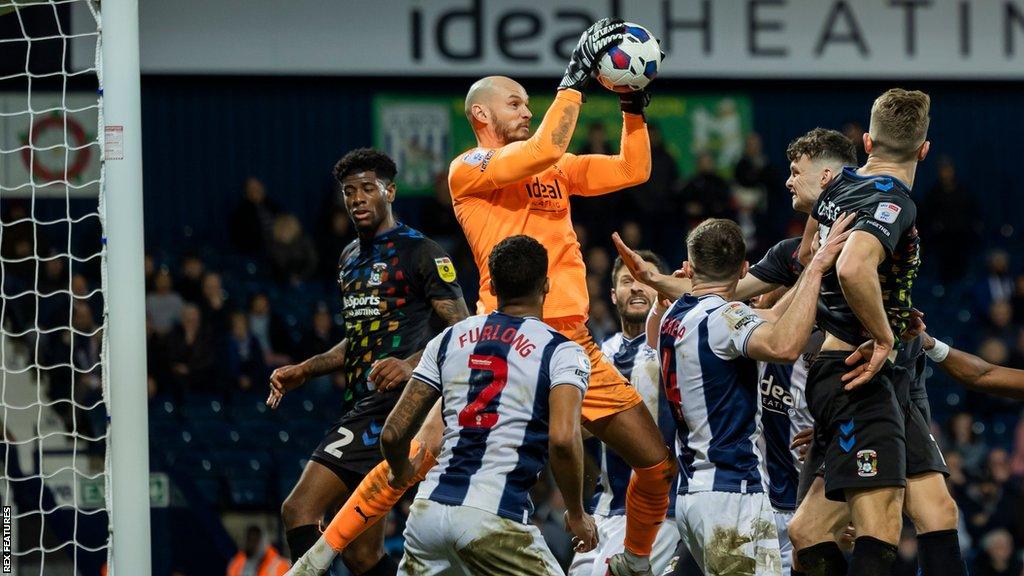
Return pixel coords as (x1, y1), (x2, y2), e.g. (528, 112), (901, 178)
(1, 1), (110, 574)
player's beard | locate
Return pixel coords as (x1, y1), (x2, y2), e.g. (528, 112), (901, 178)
(497, 120), (531, 144)
(616, 299), (651, 327)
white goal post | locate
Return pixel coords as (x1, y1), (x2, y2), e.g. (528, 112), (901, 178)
(0, 0), (150, 574)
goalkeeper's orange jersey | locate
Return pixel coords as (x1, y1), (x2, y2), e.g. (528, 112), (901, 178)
(448, 89), (651, 320)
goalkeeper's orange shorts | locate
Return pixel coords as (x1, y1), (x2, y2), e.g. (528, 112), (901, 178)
(546, 316), (643, 423)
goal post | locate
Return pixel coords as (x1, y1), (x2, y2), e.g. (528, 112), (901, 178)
(99, 0), (151, 574)
(1, 0), (150, 573)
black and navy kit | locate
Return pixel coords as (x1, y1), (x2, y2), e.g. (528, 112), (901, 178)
(808, 168), (921, 501)
(749, 236), (804, 288)
(895, 335), (948, 477)
(311, 223), (463, 486)
(812, 167), (920, 346)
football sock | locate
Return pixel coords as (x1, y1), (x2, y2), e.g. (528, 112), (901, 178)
(623, 456), (674, 556)
(285, 524), (321, 563)
(323, 439), (437, 551)
(796, 541), (847, 576)
(917, 529), (966, 576)
(848, 536), (897, 576)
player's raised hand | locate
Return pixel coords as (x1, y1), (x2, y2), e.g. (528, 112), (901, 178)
(565, 510), (599, 553)
(611, 231), (656, 284)
(369, 357), (414, 392)
(267, 363), (309, 409)
(808, 212), (855, 273)
(901, 309), (926, 342)
(560, 18), (626, 94)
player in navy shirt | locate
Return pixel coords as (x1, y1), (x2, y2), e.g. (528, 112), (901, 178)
(267, 149), (469, 574)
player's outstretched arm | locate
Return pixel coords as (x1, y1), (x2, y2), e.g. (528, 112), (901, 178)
(267, 338), (348, 408)
(746, 213), (853, 363)
(845, 333), (1024, 399)
(612, 232), (690, 301)
(564, 99), (652, 196)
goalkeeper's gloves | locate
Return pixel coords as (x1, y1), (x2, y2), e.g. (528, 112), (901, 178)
(619, 90), (651, 117)
(559, 18), (626, 96)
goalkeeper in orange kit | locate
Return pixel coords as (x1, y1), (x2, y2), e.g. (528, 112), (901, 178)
(289, 18), (675, 576)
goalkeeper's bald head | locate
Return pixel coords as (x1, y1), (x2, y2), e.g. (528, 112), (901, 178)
(464, 76), (532, 143)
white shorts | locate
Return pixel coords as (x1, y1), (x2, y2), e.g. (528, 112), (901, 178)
(675, 491), (783, 576)
(773, 510), (794, 576)
(399, 499), (563, 576)
(567, 515), (681, 576)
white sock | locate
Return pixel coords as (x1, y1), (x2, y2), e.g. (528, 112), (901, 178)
(624, 550), (652, 572)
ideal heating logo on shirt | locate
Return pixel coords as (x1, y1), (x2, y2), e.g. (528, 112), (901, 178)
(524, 177), (564, 200)
(759, 374), (795, 416)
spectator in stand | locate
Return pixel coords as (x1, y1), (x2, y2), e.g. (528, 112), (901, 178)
(226, 525), (289, 576)
(842, 120), (867, 164)
(986, 301), (1016, 344)
(586, 298), (617, 344)
(44, 300), (102, 434)
(584, 245), (612, 295)
(920, 157), (979, 283)
(974, 250), (1015, 315)
(1012, 275), (1024, 324)
(1011, 419), (1024, 478)
(146, 268), (184, 336)
(419, 172), (463, 253)
(315, 204), (354, 282)
(267, 214), (318, 285)
(948, 412), (989, 472)
(1, 201), (42, 283)
(144, 253), (155, 292)
(619, 220), (643, 250)
(199, 272), (229, 336)
(230, 177), (280, 255)
(971, 529), (1021, 576)
(681, 151), (734, 222)
(963, 449), (1020, 540)
(296, 303), (341, 360)
(162, 304), (216, 395)
(247, 292), (291, 366)
(176, 253), (206, 303)
(945, 450), (969, 500)
(627, 123), (680, 230)
(225, 311), (266, 394)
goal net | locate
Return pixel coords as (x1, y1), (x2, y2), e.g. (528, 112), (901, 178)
(1, 1), (110, 574)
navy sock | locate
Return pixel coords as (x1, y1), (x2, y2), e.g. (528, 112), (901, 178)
(917, 529), (966, 576)
(796, 541), (847, 576)
(848, 536), (897, 576)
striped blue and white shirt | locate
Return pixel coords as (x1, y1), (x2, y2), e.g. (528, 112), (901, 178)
(412, 312), (591, 524)
(757, 330), (820, 511)
(587, 333), (677, 517)
(659, 294), (767, 495)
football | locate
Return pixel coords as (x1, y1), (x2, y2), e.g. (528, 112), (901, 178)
(596, 22), (662, 93)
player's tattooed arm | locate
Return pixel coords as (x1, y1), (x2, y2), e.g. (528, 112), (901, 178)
(551, 105), (578, 148)
(381, 379), (441, 481)
(303, 338), (348, 377)
(267, 338), (348, 408)
(431, 297), (470, 327)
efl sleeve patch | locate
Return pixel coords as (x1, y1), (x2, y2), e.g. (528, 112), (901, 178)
(873, 202), (902, 224)
(434, 256), (458, 283)
(461, 148), (489, 166)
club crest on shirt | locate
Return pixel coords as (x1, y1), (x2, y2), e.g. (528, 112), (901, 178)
(434, 257), (457, 283)
(857, 449), (878, 477)
(874, 202), (902, 224)
(368, 262), (387, 286)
